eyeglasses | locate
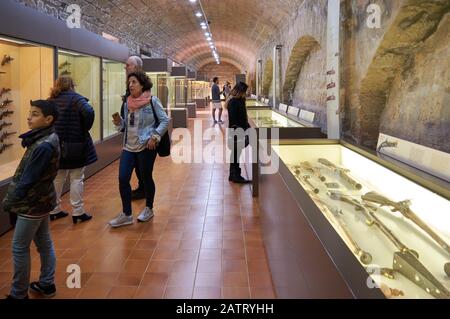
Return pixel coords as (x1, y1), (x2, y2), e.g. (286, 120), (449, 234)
(129, 112), (135, 126)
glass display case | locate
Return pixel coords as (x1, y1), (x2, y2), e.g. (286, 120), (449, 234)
(246, 99), (269, 108)
(103, 59), (125, 138)
(192, 81), (209, 99)
(145, 72), (171, 109)
(174, 77), (187, 105)
(186, 79), (193, 104)
(58, 50), (101, 142)
(0, 36), (54, 181)
(270, 140), (450, 299)
(247, 109), (304, 128)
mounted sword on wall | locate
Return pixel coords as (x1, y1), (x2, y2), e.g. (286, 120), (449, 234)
(0, 110), (13, 120)
(0, 99), (13, 108)
(1, 55), (14, 66)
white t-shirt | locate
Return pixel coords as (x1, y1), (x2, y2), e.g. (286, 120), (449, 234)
(124, 111), (147, 152)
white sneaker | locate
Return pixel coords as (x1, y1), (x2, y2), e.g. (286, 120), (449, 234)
(137, 207), (154, 223)
(109, 212), (133, 228)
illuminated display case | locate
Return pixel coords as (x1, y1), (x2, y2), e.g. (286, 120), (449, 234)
(260, 139), (450, 299)
(58, 50), (101, 142)
(0, 36), (54, 181)
(244, 109), (323, 196)
(174, 77), (187, 105)
(146, 72), (171, 109)
(246, 99), (269, 108)
(192, 81), (209, 99)
(103, 59), (125, 138)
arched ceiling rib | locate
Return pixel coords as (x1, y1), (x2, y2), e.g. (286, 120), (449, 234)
(76, 0), (306, 71)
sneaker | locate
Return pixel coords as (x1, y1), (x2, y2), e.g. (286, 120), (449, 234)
(213, 120), (218, 124)
(131, 188), (145, 200)
(29, 282), (56, 298)
(137, 207), (154, 223)
(49, 211), (68, 221)
(109, 212), (133, 228)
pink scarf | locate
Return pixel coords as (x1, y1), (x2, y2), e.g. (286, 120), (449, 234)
(127, 91), (151, 112)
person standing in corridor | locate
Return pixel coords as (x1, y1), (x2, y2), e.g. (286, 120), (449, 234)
(211, 77), (223, 124)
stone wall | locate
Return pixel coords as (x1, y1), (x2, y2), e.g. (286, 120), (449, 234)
(197, 62), (241, 88)
(341, 0), (450, 152)
(258, 0), (328, 130)
(13, 0), (170, 60)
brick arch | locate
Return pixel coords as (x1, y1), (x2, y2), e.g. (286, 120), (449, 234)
(262, 59), (273, 97)
(282, 36), (320, 103)
(357, 1), (450, 149)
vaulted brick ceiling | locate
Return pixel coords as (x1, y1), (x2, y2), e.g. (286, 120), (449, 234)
(108, 0), (305, 71)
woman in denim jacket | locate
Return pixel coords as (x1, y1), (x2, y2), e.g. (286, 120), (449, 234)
(109, 71), (169, 228)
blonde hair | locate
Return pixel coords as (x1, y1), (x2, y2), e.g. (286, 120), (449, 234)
(50, 75), (75, 99)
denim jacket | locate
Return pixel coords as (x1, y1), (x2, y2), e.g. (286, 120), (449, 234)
(118, 96), (170, 145)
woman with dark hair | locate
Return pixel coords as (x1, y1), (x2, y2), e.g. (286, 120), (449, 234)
(109, 71), (169, 228)
(226, 82), (251, 184)
(48, 75), (97, 223)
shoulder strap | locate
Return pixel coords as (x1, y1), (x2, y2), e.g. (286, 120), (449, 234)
(149, 96), (160, 127)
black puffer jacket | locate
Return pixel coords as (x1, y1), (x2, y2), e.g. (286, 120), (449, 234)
(50, 90), (98, 169)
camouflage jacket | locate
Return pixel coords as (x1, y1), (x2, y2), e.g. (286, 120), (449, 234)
(2, 126), (60, 219)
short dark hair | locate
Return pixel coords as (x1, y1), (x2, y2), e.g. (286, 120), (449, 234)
(30, 100), (59, 124)
(213, 77), (218, 83)
(127, 71), (153, 91)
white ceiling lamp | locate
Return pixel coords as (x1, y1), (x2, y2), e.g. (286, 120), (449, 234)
(193, 0), (220, 64)
(204, 32), (210, 37)
(201, 25), (207, 30)
(200, 22), (206, 26)
(189, 0), (196, 3)
(206, 37), (212, 41)
(195, 12), (202, 17)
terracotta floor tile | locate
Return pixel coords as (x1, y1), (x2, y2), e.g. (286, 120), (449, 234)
(147, 261), (174, 273)
(140, 272), (169, 287)
(247, 260), (271, 273)
(134, 286), (165, 299)
(129, 249), (154, 261)
(121, 259), (149, 273)
(195, 272), (222, 288)
(107, 286), (137, 299)
(164, 287), (193, 299)
(222, 287), (250, 299)
(193, 287), (221, 299)
(115, 272), (144, 286)
(223, 272), (249, 287)
(197, 260), (222, 273)
(172, 260), (198, 273)
(167, 272), (196, 287)
(199, 248), (222, 260)
(250, 287), (276, 299)
(223, 260), (247, 273)
(248, 273), (274, 288)
(78, 286), (111, 299)
(85, 272), (119, 287)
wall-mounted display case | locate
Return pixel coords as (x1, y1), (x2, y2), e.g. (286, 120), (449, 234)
(58, 50), (101, 142)
(259, 139), (450, 299)
(0, 36), (54, 182)
(103, 59), (125, 138)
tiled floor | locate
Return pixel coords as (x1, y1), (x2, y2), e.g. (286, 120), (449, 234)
(0, 109), (277, 299)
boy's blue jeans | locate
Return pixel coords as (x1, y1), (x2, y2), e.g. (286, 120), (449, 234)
(10, 215), (55, 298)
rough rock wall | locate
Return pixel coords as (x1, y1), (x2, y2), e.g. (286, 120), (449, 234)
(258, 0), (328, 130)
(342, 0), (450, 151)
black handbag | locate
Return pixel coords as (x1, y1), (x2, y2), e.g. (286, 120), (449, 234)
(60, 96), (87, 162)
(150, 97), (171, 157)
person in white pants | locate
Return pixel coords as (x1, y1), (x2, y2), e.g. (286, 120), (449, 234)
(47, 75), (98, 223)
(51, 167), (87, 221)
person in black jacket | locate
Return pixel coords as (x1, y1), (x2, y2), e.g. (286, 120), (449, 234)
(226, 82), (251, 184)
(48, 76), (97, 223)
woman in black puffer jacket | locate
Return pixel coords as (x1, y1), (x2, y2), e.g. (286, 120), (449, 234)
(48, 76), (97, 223)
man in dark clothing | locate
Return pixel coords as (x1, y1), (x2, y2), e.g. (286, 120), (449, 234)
(211, 77), (223, 124)
(3, 100), (60, 299)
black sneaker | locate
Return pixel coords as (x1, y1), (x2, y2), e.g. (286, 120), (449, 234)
(131, 188), (145, 200)
(49, 211), (69, 221)
(29, 282), (56, 298)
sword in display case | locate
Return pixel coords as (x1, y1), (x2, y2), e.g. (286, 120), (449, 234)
(0, 88), (11, 97)
(362, 192), (450, 255)
(327, 190), (419, 258)
(0, 131), (16, 142)
(1, 55), (15, 66)
(1, 99), (13, 108)
(297, 161), (326, 181)
(0, 122), (12, 130)
(0, 143), (13, 154)
(58, 61), (72, 69)
(310, 192), (372, 265)
(0, 110), (13, 120)
(318, 158), (363, 190)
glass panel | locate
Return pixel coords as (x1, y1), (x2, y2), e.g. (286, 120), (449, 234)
(58, 50), (101, 142)
(0, 38), (54, 181)
(247, 109), (304, 128)
(274, 143), (450, 299)
(186, 80), (193, 103)
(175, 78), (186, 106)
(103, 59), (125, 138)
(145, 72), (170, 109)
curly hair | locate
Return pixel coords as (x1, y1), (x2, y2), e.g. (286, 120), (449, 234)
(127, 71), (153, 92)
